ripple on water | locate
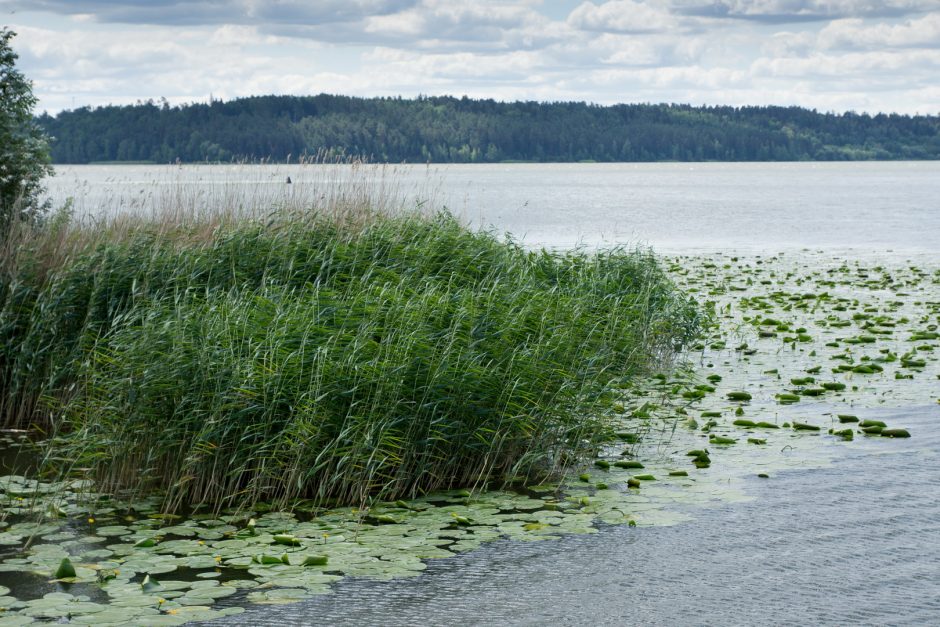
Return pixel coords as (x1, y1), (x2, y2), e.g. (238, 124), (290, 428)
(203, 405), (940, 626)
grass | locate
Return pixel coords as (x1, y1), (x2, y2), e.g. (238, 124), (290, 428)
(0, 165), (699, 512)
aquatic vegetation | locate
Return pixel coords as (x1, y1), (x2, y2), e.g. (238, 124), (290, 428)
(655, 251), (937, 464)
(792, 422), (821, 431)
(880, 428), (911, 438)
(0, 247), (935, 623)
(832, 429), (854, 441)
(613, 461), (644, 469)
(1, 203), (698, 511)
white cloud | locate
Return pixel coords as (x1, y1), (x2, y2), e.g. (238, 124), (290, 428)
(751, 49), (940, 80)
(568, 1), (678, 33)
(3, 0), (420, 26)
(602, 41), (668, 66)
(364, 11), (427, 36)
(819, 13), (940, 49)
(6, 0), (940, 115)
(670, 0), (939, 22)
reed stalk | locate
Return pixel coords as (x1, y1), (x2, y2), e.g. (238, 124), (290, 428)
(0, 163), (699, 511)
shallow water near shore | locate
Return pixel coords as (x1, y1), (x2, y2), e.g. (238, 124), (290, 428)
(205, 403), (940, 626)
(1, 244), (936, 625)
(199, 245), (940, 626)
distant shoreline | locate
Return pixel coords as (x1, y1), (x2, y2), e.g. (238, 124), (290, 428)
(70, 157), (940, 166)
(37, 94), (940, 165)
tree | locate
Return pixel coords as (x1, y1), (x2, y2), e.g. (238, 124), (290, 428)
(1, 27), (52, 233)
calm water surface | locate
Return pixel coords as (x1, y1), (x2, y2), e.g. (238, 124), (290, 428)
(47, 161), (940, 253)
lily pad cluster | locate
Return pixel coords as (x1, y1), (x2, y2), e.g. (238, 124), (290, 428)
(653, 253), (938, 412)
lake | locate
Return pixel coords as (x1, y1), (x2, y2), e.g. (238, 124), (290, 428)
(31, 162), (940, 625)
(46, 161), (940, 253)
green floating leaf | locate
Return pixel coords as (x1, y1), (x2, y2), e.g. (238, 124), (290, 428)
(881, 428), (911, 438)
(792, 422), (821, 431)
(141, 574), (161, 593)
(613, 460), (644, 469)
(800, 388), (826, 397)
(272, 534), (302, 546)
(253, 554), (290, 565)
(832, 429), (854, 441)
(709, 435), (737, 445)
(302, 555), (329, 566)
(54, 557), (76, 579)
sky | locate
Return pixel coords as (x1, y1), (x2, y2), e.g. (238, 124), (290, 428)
(4, 0), (940, 115)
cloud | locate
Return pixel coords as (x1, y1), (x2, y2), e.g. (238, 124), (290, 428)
(759, 12), (940, 63)
(276, 0), (558, 51)
(670, 0), (938, 23)
(361, 1), (542, 45)
(751, 48), (940, 83)
(11, 22), (332, 113)
(567, 1), (678, 33)
(819, 13), (940, 49)
(760, 30), (817, 56)
(1, 0), (419, 27)
(30, 0), (558, 53)
(8, 0), (940, 115)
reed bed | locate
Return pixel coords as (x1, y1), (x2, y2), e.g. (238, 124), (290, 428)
(0, 165), (699, 511)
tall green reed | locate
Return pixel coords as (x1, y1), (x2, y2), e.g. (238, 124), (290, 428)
(0, 168), (699, 512)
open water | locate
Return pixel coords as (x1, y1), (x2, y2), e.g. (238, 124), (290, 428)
(47, 161), (940, 253)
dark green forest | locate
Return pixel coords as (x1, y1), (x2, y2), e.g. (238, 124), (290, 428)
(36, 94), (940, 163)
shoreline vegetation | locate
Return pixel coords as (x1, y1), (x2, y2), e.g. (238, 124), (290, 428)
(0, 165), (700, 513)
(0, 245), (934, 625)
(38, 94), (940, 164)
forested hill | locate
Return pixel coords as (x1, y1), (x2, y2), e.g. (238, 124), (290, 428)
(36, 94), (940, 164)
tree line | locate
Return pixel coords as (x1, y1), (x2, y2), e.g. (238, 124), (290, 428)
(36, 94), (940, 164)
